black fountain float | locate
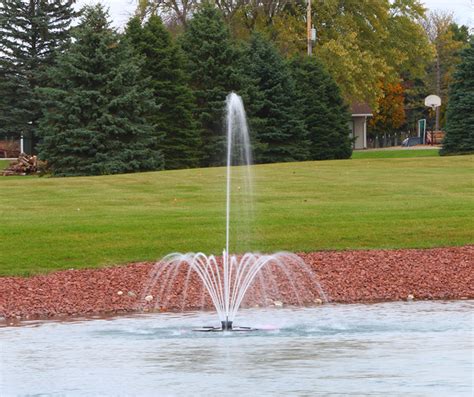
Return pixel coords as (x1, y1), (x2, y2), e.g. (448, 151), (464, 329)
(193, 318), (258, 332)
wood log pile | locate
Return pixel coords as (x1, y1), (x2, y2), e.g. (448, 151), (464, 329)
(426, 131), (445, 144)
(2, 154), (43, 176)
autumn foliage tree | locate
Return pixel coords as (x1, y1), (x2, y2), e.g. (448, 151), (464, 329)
(368, 82), (406, 147)
(423, 12), (470, 129)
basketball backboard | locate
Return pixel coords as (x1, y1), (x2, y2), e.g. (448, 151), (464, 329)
(424, 95), (441, 109)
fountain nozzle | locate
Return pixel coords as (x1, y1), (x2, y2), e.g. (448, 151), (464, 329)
(221, 320), (233, 331)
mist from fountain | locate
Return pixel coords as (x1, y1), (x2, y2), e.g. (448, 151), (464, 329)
(141, 93), (327, 330)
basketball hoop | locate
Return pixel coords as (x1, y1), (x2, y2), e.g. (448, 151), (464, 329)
(424, 95), (441, 111)
(424, 94), (441, 144)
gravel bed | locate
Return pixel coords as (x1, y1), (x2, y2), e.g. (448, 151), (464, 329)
(1, 246), (472, 321)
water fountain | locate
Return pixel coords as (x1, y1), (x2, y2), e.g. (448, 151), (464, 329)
(142, 93), (327, 330)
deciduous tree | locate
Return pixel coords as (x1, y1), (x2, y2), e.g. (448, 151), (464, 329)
(368, 82), (406, 146)
(423, 11), (469, 129)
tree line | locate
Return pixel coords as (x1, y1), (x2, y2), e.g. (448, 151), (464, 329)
(138, 0), (473, 154)
(1, 1), (351, 176)
(0, 1), (471, 176)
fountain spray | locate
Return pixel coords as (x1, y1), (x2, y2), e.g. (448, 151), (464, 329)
(141, 93), (327, 331)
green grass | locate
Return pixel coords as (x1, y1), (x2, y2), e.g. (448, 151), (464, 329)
(351, 149), (439, 159)
(0, 160), (10, 170)
(0, 156), (472, 276)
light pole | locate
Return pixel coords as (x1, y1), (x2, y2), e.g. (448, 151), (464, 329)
(307, 0), (316, 56)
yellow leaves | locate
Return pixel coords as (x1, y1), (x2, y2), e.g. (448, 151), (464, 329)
(226, 0), (435, 106)
(270, 13), (306, 57)
(316, 30), (391, 108)
(370, 81), (406, 131)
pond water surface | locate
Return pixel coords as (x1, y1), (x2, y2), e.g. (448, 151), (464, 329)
(1, 300), (472, 396)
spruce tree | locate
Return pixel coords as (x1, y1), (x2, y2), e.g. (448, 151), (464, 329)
(180, 3), (245, 167)
(0, 0), (76, 153)
(38, 5), (163, 176)
(291, 56), (352, 160)
(246, 34), (309, 164)
(441, 40), (474, 155)
(125, 16), (201, 170)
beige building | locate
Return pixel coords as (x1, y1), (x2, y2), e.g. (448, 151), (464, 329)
(349, 103), (373, 149)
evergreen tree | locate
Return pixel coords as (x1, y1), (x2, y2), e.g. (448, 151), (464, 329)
(38, 5), (163, 176)
(125, 15), (201, 170)
(441, 40), (474, 155)
(180, 3), (245, 167)
(246, 33), (309, 164)
(291, 56), (352, 160)
(0, 0), (76, 153)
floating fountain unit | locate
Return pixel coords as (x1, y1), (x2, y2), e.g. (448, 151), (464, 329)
(142, 93), (327, 331)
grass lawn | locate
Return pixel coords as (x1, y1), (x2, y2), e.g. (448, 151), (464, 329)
(351, 148), (439, 159)
(0, 155), (472, 276)
(0, 160), (10, 170)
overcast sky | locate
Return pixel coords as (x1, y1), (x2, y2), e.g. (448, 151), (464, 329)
(75, 0), (473, 29)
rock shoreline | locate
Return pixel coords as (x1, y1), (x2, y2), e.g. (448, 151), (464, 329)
(1, 246), (472, 322)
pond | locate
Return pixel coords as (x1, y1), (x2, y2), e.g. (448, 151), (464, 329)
(1, 300), (472, 396)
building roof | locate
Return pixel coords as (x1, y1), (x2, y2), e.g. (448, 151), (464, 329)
(351, 102), (373, 116)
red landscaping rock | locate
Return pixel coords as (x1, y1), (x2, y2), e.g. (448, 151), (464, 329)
(0, 246), (472, 321)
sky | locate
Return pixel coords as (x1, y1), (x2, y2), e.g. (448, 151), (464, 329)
(75, 0), (474, 29)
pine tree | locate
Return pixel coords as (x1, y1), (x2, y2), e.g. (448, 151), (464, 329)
(0, 0), (76, 153)
(291, 56), (352, 160)
(246, 33), (309, 164)
(125, 15), (201, 170)
(441, 40), (474, 155)
(180, 3), (245, 167)
(38, 5), (163, 176)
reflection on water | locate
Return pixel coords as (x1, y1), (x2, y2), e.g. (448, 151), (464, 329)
(1, 301), (473, 396)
